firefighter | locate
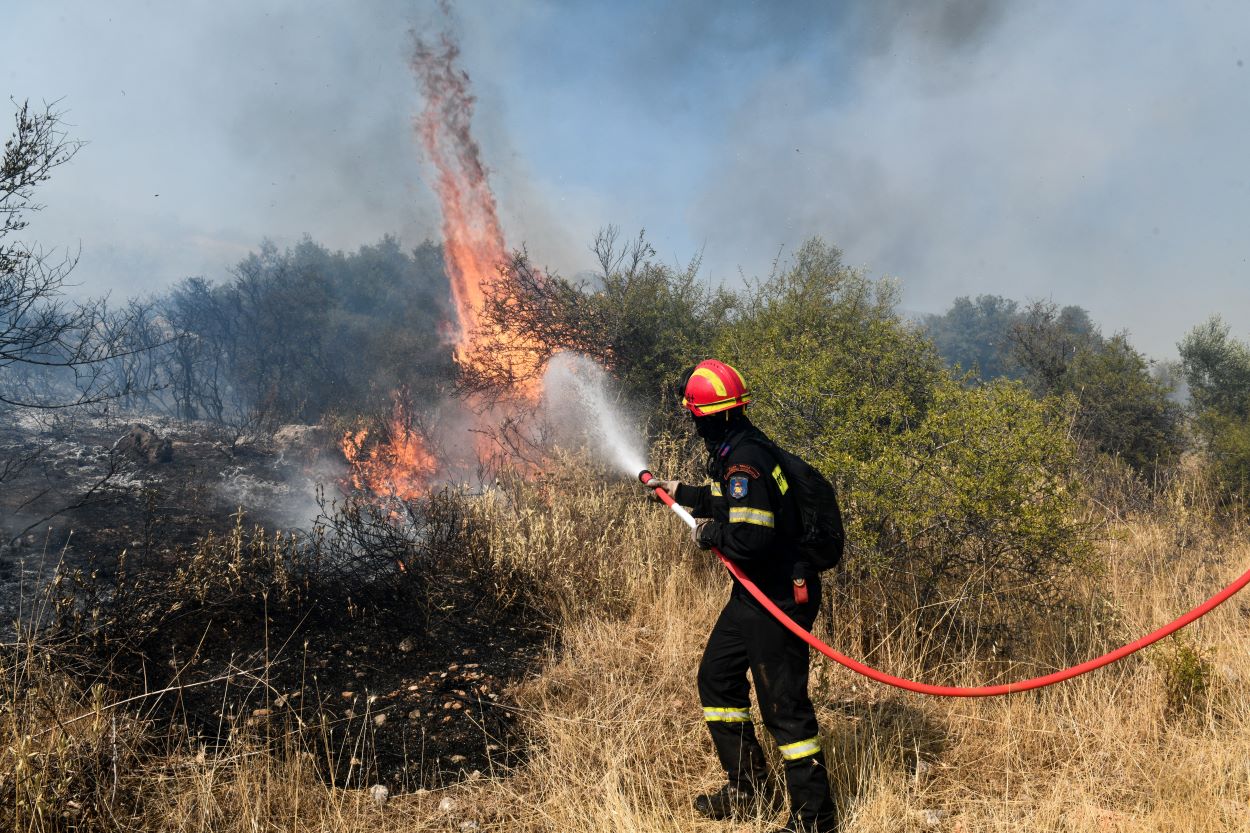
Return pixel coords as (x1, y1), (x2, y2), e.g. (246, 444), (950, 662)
(645, 359), (838, 833)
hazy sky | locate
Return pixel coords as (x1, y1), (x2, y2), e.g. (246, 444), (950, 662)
(5, 1), (1248, 358)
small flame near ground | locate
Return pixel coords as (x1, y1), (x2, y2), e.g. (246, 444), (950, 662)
(340, 390), (438, 502)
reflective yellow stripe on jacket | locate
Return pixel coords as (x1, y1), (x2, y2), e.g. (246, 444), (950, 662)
(710, 482), (722, 497)
(703, 707), (751, 723)
(778, 736), (821, 760)
(771, 464), (789, 494)
(728, 506), (774, 528)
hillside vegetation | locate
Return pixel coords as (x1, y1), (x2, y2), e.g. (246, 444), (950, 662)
(6, 456), (1250, 832)
(10, 236), (1250, 830)
(8, 105), (1250, 829)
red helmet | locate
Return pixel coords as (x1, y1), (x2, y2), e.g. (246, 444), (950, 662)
(682, 359), (751, 417)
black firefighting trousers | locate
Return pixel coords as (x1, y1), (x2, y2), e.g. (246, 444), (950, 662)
(698, 587), (837, 827)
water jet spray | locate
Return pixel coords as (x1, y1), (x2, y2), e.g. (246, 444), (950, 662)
(541, 353), (646, 477)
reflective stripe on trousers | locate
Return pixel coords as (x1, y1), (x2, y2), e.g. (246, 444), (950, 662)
(778, 736), (821, 761)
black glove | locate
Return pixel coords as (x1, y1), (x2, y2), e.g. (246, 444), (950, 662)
(644, 477), (681, 503)
(691, 518), (714, 549)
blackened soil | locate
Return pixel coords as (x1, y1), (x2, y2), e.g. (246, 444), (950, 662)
(3, 416), (551, 790)
(0, 415), (326, 618)
(161, 571), (550, 790)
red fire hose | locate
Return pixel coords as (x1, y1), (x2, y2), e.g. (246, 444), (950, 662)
(639, 470), (1250, 697)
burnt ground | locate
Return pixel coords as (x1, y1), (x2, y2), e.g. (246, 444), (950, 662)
(154, 568), (549, 790)
(0, 413), (330, 593)
(0, 413), (550, 789)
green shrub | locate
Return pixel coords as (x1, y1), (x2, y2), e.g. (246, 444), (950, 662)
(1195, 410), (1250, 500)
(928, 297), (1184, 477)
(1180, 317), (1250, 501)
(715, 239), (1094, 641)
(1152, 638), (1213, 716)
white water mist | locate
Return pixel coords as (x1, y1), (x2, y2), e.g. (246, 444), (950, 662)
(541, 352), (647, 479)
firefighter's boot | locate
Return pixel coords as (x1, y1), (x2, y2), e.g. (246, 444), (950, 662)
(774, 751), (838, 832)
(693, 778), (781, 821)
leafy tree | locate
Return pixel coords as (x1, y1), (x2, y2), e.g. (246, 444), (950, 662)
(1179, 317), (1250, 497)
(1178, 316), (1250, 419)
(1002, 301), (1182, 475)
(1008, 300), (1103, 395)
(923, 294), (1022, 380)
(326, 236), (451, 408)
(157, 236), (453, 429)
(715, 239), (943, 467)
(162, 276), (234, 422)
(926, 296), (1181, 474)
(1062, 334), (1184, 474)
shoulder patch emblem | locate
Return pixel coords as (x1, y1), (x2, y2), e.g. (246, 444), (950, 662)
(729, 475), (749, 500)
(726, 463), (761, 479)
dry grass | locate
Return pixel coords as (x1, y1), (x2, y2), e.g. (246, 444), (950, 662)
(6, 452), (1250, 832)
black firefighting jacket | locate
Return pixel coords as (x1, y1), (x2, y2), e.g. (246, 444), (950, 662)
(673, 423), (809, 601)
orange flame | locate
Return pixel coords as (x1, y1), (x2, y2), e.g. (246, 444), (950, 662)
(343, 31), (546, 501)
(340, 391), (438, 502)
(412, 33), (543, 399)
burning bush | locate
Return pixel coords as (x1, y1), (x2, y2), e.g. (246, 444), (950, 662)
(472, 227), (732, 413)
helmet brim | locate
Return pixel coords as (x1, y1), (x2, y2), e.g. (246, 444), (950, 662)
(683, 395), (750, 418)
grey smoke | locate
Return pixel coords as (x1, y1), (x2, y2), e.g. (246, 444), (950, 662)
(5, 1), (1247, 360)
(686, 2), (1250, 357)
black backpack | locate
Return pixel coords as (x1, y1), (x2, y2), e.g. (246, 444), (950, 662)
(748, 436), (845, 571)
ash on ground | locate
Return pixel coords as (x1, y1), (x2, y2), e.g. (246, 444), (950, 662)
(0, 414), (548, 789)
(1, 414), (333, 585)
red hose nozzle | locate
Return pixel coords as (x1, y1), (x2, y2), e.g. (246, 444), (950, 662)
(638, 470), (653, 484)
